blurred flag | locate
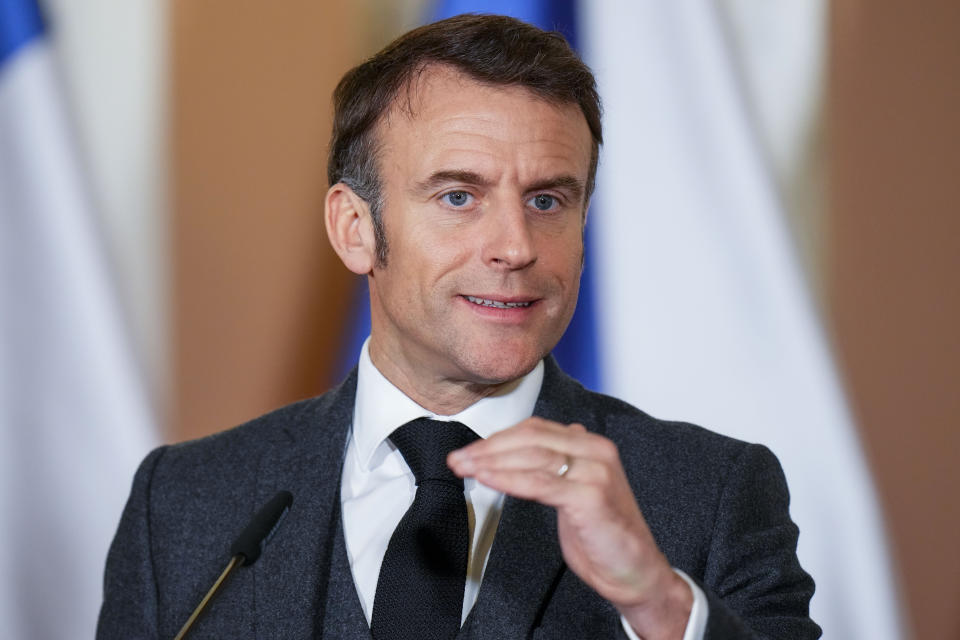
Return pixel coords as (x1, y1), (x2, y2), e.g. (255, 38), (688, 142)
(0, 0), (157, 637)
(581, 2), (904, 637)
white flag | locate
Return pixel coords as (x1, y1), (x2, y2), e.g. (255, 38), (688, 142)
(0, 1), (157, 637)
(582, 2), (905, 637)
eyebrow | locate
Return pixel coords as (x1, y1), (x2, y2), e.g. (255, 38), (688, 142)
(414, 170), (493, 194)
(413, 170), (585, 202)
(526, 175), (585, 202)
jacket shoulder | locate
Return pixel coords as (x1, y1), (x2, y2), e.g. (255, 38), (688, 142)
(589, 389), (755, 469)
(540, 358), (756, 470)
(156, 371), (356, 483)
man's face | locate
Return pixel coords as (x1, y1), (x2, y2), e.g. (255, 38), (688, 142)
(367, 65), (592, 391)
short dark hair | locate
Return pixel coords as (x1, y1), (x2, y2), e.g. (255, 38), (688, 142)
(327, 13), (603, 265)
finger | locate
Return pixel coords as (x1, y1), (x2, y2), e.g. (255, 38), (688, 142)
(455, 419), (597, 459)
(448, 445), (571, 477)
(473, 450), (613, 487)
(460, 427), (620, 476)
(449, 445), (558, 474)
(450, 428), (622, 486)
(474, 467), (605, 511)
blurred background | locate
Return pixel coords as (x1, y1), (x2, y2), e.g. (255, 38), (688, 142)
(1, 0), (957, 638)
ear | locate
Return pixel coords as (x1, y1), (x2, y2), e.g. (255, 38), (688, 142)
(325, 182), (377, 275)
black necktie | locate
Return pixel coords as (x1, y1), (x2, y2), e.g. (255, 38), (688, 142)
(370, 418), (480, 640)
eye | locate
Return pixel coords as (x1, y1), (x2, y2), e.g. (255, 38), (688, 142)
(442, 191), (473, 207)
(528, 194), (558, 212)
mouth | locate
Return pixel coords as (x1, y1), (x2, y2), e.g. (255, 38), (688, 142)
(463, 295), (534, 309)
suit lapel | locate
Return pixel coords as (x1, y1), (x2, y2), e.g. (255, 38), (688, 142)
(461, 358), (599, 639)
(461, 494), (563, 639)
(321, 501), (375, 639)
(250, 370), (370, 638)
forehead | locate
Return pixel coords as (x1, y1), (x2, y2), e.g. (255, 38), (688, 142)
(377, 65), (592, 185)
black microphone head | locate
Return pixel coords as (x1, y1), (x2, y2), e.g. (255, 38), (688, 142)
(230, 490), (293, 566)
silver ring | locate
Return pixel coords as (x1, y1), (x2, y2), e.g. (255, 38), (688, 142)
(556, 455), (571, 478)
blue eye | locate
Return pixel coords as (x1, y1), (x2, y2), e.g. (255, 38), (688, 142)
(529, 194), (558, 211)
(443, 191), (473, 207)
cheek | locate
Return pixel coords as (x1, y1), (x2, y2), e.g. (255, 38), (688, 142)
(383, 240), (460, 307)
(551, 232), (585, 278)
(414, 232), (474, 279)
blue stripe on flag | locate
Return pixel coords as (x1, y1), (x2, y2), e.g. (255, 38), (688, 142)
(336, 276), (372, 381)
(552, 222), (602, 390)
(340, 0), (601, 390)
(0, 0), (45, 66)
(432, 0), (577, 48)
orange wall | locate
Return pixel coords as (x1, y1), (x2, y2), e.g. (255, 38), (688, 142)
(171, 1), (361, 439)
(829, 2), (960, 638)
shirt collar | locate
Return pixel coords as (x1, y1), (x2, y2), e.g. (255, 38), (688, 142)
(352, 337), (544, 471)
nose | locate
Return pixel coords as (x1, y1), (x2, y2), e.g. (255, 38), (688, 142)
(480, 201), (537, 270)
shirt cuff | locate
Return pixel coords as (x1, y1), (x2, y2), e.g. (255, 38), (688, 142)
(619, 569), (708, 640)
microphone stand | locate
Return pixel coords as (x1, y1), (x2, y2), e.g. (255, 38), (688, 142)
(171, 490), (292, 639)
(173, 554), (243, 640)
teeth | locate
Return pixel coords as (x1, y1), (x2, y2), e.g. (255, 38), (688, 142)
(466, 295), (531, 309)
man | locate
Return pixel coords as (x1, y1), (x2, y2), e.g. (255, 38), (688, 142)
(98, 14), (819, 639)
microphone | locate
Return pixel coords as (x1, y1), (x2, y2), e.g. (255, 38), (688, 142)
(173, 491), (293, 640)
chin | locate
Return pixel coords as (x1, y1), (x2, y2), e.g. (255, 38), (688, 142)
(454, 343), (546, 385)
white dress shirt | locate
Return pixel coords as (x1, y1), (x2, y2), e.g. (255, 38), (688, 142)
(341, 339), (707, 639)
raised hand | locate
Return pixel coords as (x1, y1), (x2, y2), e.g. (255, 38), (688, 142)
(448, 417), (692, 639)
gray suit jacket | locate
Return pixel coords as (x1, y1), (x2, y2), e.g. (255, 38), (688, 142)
(97, 358), (820, 639)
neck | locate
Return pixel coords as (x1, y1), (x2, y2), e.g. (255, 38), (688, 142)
(367, 342), (515, 416)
